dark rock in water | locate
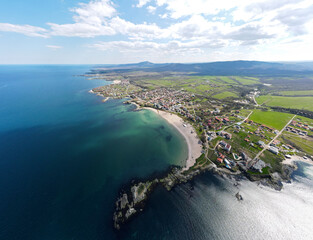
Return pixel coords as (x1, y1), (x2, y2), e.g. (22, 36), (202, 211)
(234, 182), (239, 187)
(113, 164), (215, 230)
(281, 164), (296, 182)
(260, 178), (283, 191)
(235, 192), (243, 201)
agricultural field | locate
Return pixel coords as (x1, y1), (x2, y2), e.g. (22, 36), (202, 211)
(256, 95), (313, 112)
(233, 77), (260, 85)
(249, 109), (294, 130)
(278, 90), (313, 96)
(212, 91), (238, 99)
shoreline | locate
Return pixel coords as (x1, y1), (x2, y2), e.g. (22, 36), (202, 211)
(282, 155), (313, 166)
(143, 107), (203, 170)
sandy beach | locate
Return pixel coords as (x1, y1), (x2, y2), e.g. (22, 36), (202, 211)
(113, 80), (121, 84)
(283, 155), (313, 166)
(144, 108), (202, 170)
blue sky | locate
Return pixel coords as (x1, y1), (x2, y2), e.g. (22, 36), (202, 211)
(1, 0), (313, 64)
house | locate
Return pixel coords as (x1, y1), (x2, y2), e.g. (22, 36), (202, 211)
(223, 117), (230, 123)
(225, 133), (232, 139)
(219, 141), (226, 147)
(223, 143), (232, 152)
(257, 140), (265, 148)
(250, 159), (266, 173)
(217, 158), (223, 163)
(218, 141), (231, 152)
(224, 159), (230, 165)
(240, 152), (248, 161)
(224, 158), (232, 169)
(215, 117), (221, 122)
(268, 146), (279, 155)
(217, 131), (232, 139)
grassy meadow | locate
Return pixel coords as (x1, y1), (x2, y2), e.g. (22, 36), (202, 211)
(257, 95), (313, 111)
(249, 109), (294, 130)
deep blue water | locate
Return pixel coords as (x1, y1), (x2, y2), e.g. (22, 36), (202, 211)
(1, 65), (313, 240)
(0, 65), (187, 239)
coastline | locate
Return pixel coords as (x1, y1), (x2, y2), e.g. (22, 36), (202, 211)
(283, 155), (313, 166)
(143, 107), (202, 170)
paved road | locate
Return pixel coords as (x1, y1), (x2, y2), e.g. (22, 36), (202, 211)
(252, 92), (259, 106)
(253, 115), (296, 160)
(222, 110), (253, 131)
(208, 110), (253, 151)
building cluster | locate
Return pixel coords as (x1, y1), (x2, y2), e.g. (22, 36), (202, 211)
(217, 131), (232, 139)
(243, 120), (277, 142)
(286, 120), (312, 136)
(235, 152), (269, 173)
(205, 115), (232, 130)
(216, 140), (271, 173)
(290, 120), (313, 131)
(93, 81), (138, 98)
(135, 88), (204, 122)
(216, 152), (236, 170)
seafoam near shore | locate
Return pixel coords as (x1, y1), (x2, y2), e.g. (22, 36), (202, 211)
(283, 155), (313, 166)
(144, 107), (202, 169)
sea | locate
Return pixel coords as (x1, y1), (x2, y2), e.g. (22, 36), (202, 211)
(0, 65), (313, 240)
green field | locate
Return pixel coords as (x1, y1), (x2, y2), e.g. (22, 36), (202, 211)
(257, 95), (313, 111)
(233, 77), (260, 85)
(282, 133), (313, 155)
(278, 90), (313, 96)
(295, 116), (313, 126)
(212, 91), (238, 99)
(249, 109), (294, 130)
(218, 76), (238, 84)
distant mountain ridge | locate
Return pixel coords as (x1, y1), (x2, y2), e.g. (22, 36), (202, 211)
(91, 60), (313, 76)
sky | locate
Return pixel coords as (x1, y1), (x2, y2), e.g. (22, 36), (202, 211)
(1, 0), (313, 64)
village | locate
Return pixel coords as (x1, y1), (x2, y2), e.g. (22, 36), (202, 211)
(92, 80), (313, 178)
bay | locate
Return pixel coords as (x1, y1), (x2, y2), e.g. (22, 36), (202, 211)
(0, 65), (187, 240)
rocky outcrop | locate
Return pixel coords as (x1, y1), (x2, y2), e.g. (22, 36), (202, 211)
(235, 192), (243, 201)
(113, 164), (214, 230)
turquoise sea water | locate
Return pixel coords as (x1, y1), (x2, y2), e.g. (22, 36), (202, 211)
(1, 65), (313, 240)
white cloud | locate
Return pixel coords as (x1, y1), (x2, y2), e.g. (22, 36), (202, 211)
(48, 22), (115, 37)
(1, 0), (313, 62)
(46, 45), (63, 50)
(0, 23), (48, 38)
(136, 0), (151, 8)
(274, 4), (313, 36)
(47, 0), (117, 37)
(109, 17), (162, 39)
(90, 39), (225, 53)
(166, 15), (231, 39)
(155, 0), (247, 19)
(147, 5), (157, 14)
(71, 0), (116, 25)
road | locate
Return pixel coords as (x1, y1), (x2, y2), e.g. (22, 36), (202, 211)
(252, 92), (259, 106)
(253, 115), (296, 160)
(208, 110), (253, 151)
(222, 110), (253, 132)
